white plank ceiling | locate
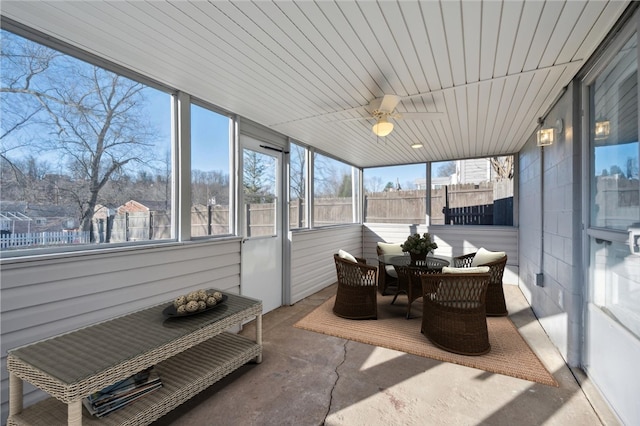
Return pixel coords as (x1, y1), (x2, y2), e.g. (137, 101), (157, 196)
(0, 0), (632, 168)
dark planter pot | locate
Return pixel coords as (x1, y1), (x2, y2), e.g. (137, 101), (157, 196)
(409, 252), (428, 265)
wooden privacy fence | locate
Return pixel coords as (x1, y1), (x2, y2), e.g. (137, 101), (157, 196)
(365, 190), (425, 223)
(95, 183), (511, 243)
(3, 182), (514, 248)
(367, 181), (513, 225)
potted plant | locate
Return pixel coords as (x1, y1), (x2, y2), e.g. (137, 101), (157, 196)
(401, 232), (438, 263)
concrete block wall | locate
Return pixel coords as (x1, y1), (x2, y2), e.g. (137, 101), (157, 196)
(518, 82), (583, 366)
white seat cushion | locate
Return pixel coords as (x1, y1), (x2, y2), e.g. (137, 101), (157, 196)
(377, 242), (403, 255)
(385, 265), (398, 277)
(470, 247), (506, 267)
(442, 266), (490, 274)
(338, 249), (357, 263)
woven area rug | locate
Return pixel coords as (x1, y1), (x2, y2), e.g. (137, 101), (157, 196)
(294, 295), (558, 387)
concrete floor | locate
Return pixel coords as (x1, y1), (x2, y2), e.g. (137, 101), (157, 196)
(152, 284), (621, 426)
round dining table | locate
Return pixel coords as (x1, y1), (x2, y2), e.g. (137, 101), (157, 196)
(377, 254), (450, 318)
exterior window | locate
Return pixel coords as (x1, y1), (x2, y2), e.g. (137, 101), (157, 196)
(590, 33), (639, 230)
(588, 31), (640, 338)
(289, 142), (307, 229)
(190, 103), (231, 237)
(430, 156), (514, 225)
(243, 148), (277, 237)
(313, 153), (357, 226)
(363, 164), (426, 223)
(0, 30), (173, 251)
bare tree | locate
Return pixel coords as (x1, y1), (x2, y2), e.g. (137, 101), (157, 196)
(490, 156), (514, 180)
(289, 144), (306, 200)
(1, 30), (158, 236)
(436, 161), (456, 177)
(365, 176), (384, 193)
(314, 153), (350, 197)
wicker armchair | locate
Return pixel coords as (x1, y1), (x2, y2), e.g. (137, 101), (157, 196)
(333, 254), (378, 320)
(454, 251), (508, 316)
(392, 259), (447, 319)
(421, 272), (491, 355)
(376, 242), (403, 295)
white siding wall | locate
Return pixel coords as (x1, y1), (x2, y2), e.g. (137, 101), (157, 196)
(290, 225), (362, 304)
(0, 238), (242, 425)
(363, 223), (519, 284)
(1, 221), (518, 424)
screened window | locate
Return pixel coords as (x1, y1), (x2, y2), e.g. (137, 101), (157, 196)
(313, 153), (357, 226)
(242, 147), (277, 237)
(430, 156), (514, 225)
(590, 33), (639, 230)
(289, 142), (307, 229)
(190, 103), (231, 237)
(0, 30), (173, 251)
(363, 164), (426, 223)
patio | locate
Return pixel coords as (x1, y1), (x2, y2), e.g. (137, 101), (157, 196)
(152, 284), (619, 426)
(1, 2), (638, 424)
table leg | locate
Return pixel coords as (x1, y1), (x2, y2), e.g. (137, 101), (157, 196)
(69, 399), (83, 426)
(255, 314), (263, 364)
(9, 373), (23, 416)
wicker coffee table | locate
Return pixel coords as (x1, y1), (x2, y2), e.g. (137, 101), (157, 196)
(7, 292), (262, 426)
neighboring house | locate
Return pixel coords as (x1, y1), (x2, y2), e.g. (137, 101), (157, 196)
(414, 158), (495, 189)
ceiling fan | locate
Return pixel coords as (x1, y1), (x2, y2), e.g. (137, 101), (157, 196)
(342, 94), (444, 137)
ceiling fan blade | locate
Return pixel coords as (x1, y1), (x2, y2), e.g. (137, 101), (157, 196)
(337, 116), (374, 122)
(377, 94), (401, 113)
(395, 112), (445, 120)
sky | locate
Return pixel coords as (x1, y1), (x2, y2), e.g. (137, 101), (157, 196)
(594, 142), (639, 177)
(148, 92), (430, 189)
(363, 164), (427, 191)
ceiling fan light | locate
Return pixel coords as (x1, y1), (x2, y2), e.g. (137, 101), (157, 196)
(372, 117), (393, 136)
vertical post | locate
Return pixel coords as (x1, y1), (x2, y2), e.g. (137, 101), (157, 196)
(255, 314), (263, 363)
(363, 194), (368, 224)
(149, 212), (154, 240)
(68, 400), (82, 426)
(98, 219), (104, 243)
(106, 215), (113, 243)
(245, 203), (251, 237)
(208, 205), (213, 235)
(9, 372), (23, 417)
(125, 212), (130, 241)
(444, 186), (450, 224)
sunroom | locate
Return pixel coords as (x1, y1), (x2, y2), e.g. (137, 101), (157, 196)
(1, 1), (639, 425)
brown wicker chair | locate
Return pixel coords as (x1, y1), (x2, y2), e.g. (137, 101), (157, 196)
(421, 272), (491, 355)
(392, 259), (447, 319)
(376, 243), (403, 295)
(333, 254), (378, 320)
(454, 251), (508, 316)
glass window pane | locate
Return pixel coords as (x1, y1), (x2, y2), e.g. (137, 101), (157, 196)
(243, 149), (277, 237)
(190, 104), (231, 237)
(289, 142), (307, 230)
(430, 156), (514, 225)
(589, 237), (640, 338)
(313, 154), (356, 226)
(363, 164), (426, 223)
(590, 33), (639, 230)
(0, 30), (173, 251)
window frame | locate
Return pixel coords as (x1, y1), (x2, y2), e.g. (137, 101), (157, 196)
(0, 22), (242, 259)
(188, 98), (236, 240)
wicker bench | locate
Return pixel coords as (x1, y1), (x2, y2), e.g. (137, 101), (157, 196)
(7, 292), (262, 426)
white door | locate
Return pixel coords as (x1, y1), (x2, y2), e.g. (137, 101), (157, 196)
(240, 135), (283, 313)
